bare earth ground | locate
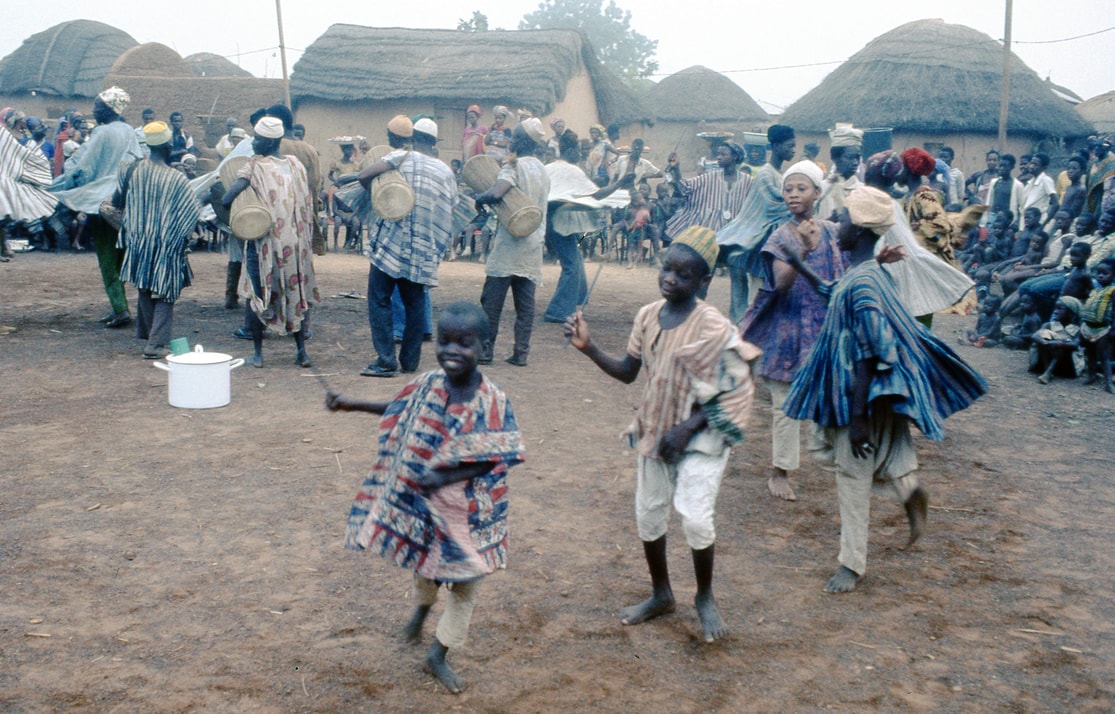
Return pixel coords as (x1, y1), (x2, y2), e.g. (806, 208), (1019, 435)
(1, 249), (1113, 713)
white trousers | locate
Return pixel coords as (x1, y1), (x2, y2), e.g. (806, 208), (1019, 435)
(636, 449), (730, 550)
(413, 575), (481, 649)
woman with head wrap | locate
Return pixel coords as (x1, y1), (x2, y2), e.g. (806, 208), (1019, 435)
(739, 160), (844, 501)
(484, 106), (512, 160)
(221, 116), (320, 369)
(462, 105), (488, 161)
(586, 124), (620, 186)
(863, 150), (975, 327)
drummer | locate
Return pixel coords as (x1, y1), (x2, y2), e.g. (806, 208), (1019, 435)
(357, 115), (458, 378)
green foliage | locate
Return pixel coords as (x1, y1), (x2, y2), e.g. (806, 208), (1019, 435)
(457, 11), (490, 32)
(519, 0), (659, 80)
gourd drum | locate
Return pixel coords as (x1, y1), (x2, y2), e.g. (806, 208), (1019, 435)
(460, 155), (543, 239)
(218, 156), (272, 240)
(360, 145), (415, 222)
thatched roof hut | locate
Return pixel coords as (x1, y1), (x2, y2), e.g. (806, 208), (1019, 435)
(0, 19), (137, 97)
(1076, 91), (1115, 134)
(110, 43), (194, 79)
(290, 24), (645, 124)
(645, 65), (767, 123)
(780, 19), (1094, 140)
(186, 53), (253, 79)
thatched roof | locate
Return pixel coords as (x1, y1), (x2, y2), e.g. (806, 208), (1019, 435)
(0, 20), (137, 97)
(186, 53), (253, 79)
(1076, 91), (1115, 134)
(645, 65), (767, 123)
(110, 43), (193, 79)
(290, 24), (648, 124)
(780, 19), (1094, 139)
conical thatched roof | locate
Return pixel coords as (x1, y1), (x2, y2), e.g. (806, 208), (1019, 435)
(1076, 91), (1115, 134)
(780, 19), (1094, 139)
(0, 20), (137, 97)
(110, 43), (193, 78)
(186, 52), (253, 78)
(290, 24), (648, 124)
(645, 65), (767, 123)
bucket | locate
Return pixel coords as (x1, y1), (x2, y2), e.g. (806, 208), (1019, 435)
(460, 155), (543, 238)
(153, 345), (245, 409)
(219, 156), (274, 241)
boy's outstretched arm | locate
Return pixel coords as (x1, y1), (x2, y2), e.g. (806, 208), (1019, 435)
(413, 462), (494, 490)
(325, 392), (391, 415)
(564, 311), (641, 384)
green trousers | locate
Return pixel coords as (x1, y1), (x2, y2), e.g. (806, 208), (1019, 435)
(90, 216), (128, 315)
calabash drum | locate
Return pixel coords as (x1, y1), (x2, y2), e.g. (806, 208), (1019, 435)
(219, 156), (273, 240)
(360, 145), (415, 221)
(460, 155), (543, 238)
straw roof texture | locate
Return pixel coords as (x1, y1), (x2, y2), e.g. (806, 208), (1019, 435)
(186, 53), (253, 79)
(1076, 91), (1115, 134)
(0, 20), (137, 97)
(290, 24), (648, 124)
(645, 65), (767, 123)
(780, 19), (1094, 139)
(110, 43), (194, 79)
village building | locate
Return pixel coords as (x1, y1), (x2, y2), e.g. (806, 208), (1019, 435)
(779, 19), (1095, 172)
(289, 24), (647, 165)
(1076, 91), (1115, 135)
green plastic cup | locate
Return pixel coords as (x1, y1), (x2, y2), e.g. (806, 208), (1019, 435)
(169, 337), (190, 355)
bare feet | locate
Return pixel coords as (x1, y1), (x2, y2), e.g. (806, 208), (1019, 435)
(694, 593), (726, 642)
(403, 605), (430, 643)
(767, 470), (797, 501)
(1038, 371), (1052, 384)
(619, 592), (676, 626)
(903, 486), (928, 548)
(824, 565), (861, 593)
(423, 640), (465, 694)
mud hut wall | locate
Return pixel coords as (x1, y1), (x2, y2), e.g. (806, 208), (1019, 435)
(0, 94), (93, 129)
(294, 99), (432, 167)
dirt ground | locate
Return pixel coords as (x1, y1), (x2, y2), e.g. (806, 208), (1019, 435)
(1, 248), (1113, 712)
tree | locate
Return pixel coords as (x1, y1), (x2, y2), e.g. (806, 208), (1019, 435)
(519, 0), (658, 81)
(457, 11), (489, 32)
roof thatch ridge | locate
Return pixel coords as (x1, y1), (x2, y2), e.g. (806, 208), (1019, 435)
(290, 24), (650, 122)
(110, 43), (193, 79)
(0, 19), (137, 97)
(645, 65), (767, 123)
(780, 19), (1094, 138)
(186, 52), (253, 79)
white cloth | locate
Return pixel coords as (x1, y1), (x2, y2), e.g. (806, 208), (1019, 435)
(636, 450), (730, 550)
(877, 202), (974, 316)
(1022, 173), (1057, 215)
(764, 377), (822, 472)
(545, 160), (628, 209)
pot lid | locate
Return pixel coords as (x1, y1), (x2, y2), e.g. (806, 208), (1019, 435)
(166, 345), (234, 365)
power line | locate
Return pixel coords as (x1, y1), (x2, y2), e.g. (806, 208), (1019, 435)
(1011, 25), (1115, 44)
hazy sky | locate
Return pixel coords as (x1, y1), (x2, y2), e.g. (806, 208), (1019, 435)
(2, 0), (1112, 111)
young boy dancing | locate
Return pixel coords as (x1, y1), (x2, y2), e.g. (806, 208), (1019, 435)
(564, 226), (758, 642)
(781, 186), (987, 593)
(327, 301), (524, 693)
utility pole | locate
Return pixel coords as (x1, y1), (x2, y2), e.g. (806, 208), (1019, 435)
(997, 0), (1013, 147)
(277, 0), (294, 108)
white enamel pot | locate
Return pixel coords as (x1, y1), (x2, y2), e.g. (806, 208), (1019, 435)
(153, 345), (245, 409)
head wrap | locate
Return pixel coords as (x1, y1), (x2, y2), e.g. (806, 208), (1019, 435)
(721, 140), (746, 163)
(1057, 296), (1083, 317)
(413, 117), (438, 140)
(492, 105), (510, 119)
(672, 226), (719, 273)
(590, 124), (606, 136)
(901, 148), (936, 178)
(97, 86), (130, 116)
(386, 114), (413, 138)
(143, 121), (172, 147)
(549, 116), (564, 130)
(230, 127), (246, 139)
(254, 116), (285, 139)
(25, 116), (43, 130)
(767, 124), (795, 145)
(519, 118), (546, 143)
(3, 108), (26, 129)
(829, 124), (863, 148)
(467, 104), (482, 116)
(845, 186), (897, 235)
(865, 150), (904, 187)
(782, 160), (824, 190)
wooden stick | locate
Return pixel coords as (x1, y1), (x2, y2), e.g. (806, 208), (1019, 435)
(1017, 628), (1063, 636)
(564, 263), (605, 348)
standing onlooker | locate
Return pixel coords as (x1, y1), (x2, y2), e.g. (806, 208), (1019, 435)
(484, 106), (512, 160)
(474, 119), (550, 367)
(168, 111), (194, 162)
(51, 87), (144, 327)
(215, 117), (240, 158)
(936, 146), (964, 209)
(965, 150), (999, 206)
(1022, 152), (1059, 225)
(357, 115), (457, 377)
(984, 154), (1023, 228)
(461, 105), (488, 161)
(111, 121), (201, 358)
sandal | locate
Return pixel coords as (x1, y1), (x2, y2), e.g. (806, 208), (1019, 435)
(360, 364), (397, 378)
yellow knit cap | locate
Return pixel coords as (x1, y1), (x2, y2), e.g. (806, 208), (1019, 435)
(672, 226), (719, 273)
(143, 121), (172, 147)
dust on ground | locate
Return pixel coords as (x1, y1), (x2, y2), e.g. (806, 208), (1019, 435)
(1, 250), (1113, 712)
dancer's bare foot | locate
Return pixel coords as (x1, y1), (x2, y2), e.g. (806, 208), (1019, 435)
(403, 605), (430, 642)
(423, 640), (465, 694)
(620, 592), (675, 625)
(903, 487), (928, 548)
(695, 593), (726, 642)
(767, 470), (797, 501)
(824, 566), (861, 593)
(1038, 371), (1052, 384)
